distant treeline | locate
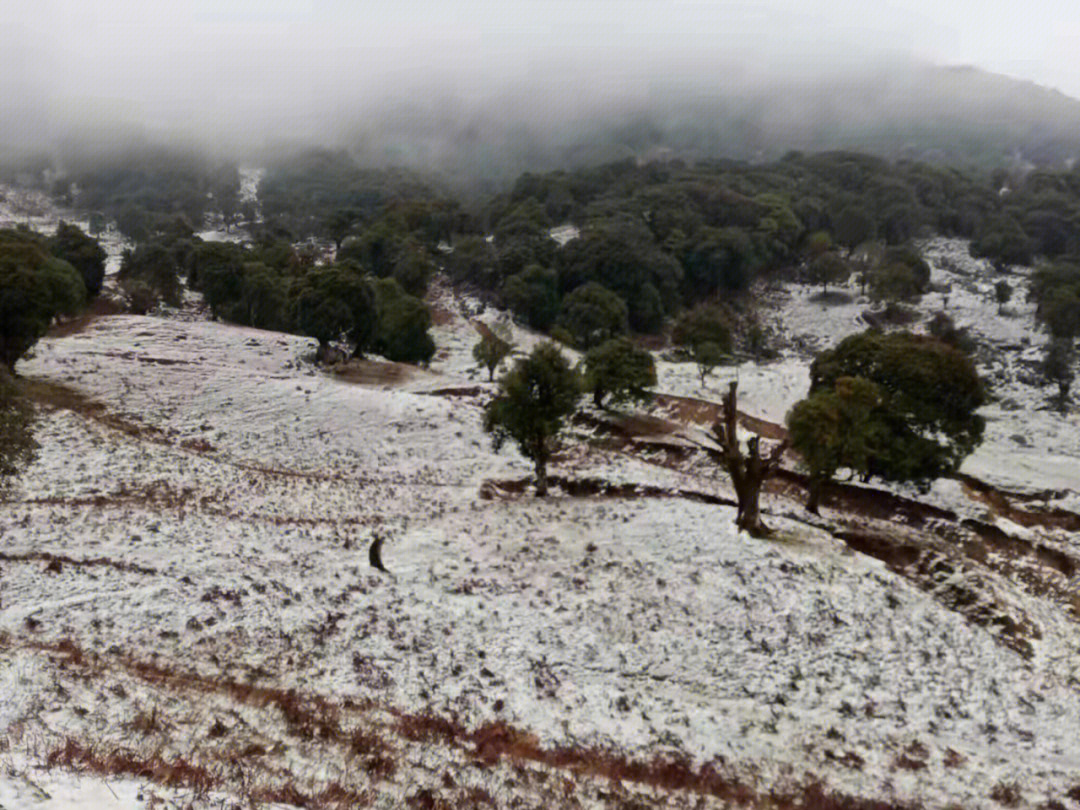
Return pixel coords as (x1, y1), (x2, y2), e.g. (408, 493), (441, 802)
(9, 144), (1080, 360)
(48, 147), (242, 241)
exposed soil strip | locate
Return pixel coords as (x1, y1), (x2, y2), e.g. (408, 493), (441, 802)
(957, 474), (1080, 532)
(16, 635), (924, 810)
(653, 392), (789, 441)
(655, 390), (1080, 532)
(830, 528), (1042, 659)
(22, 378), (174, 445)
(481, 475), (734, 508)
(484, 470), (1066, 659)
(0, 550), (156, 576)
(45, 297), (127, 338)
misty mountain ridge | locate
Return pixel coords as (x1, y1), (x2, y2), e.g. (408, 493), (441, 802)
(6, 59), (1080, 195)
(343, 62), (1080, 195)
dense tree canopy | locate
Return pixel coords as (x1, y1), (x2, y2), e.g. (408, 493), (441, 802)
(0, 230), (86, 370)
(583, 337), (656, 407)
(477, 150), (1031, 342)
(483, 342), (581, 496)
(49, 222), (107, 298)
(260, 149), (462, 249)
(807, 330), (985, 486)
(59, 148), (238, 241)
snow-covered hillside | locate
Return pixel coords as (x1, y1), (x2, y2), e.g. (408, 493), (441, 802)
(2, 180), (1080, 807)
(2, 256), (1080, 808)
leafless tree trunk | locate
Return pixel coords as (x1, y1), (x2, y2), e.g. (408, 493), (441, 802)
(710, 381), (789, 537)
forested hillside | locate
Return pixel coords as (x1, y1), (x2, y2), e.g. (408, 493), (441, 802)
(1, 122), (1080, 809)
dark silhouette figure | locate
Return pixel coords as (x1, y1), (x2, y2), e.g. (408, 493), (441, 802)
(369, 532), (388, 573)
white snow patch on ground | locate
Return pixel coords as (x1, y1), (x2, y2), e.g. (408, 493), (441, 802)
(2, 216), (1080, 806)
(1, 286), (1079, 807)
(548, 223), (579, 246)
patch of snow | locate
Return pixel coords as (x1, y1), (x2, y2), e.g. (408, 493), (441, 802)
(549, 223), (579, 246)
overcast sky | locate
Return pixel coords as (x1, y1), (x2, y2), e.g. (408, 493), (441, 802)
(3, 1), (1079, 147)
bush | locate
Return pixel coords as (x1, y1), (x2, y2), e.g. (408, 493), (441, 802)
(925, 311), (976, 354)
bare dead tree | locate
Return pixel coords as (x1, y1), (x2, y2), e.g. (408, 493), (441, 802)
(710, 381), (789, 537)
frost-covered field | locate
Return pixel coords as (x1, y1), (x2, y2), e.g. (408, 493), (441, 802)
(2, 190), (1080, 807)
(2, 280), (1080, 808)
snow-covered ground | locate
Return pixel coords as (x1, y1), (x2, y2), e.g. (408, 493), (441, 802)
(3, 270), (1080, 807)
(3, 184), (1080, 807)
(0, 186), (130, 280)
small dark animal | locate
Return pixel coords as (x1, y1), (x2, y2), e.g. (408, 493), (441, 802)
(369, 532), (389, 573)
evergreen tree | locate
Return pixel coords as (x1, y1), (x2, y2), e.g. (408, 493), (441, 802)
(557, 282), (629, 349)
(583, 337), (656, 407)
(473, 329), (514, 381)
(483, 342), (581, 496)
(994, 279), (1012, 314)
(0, 230), (86, 370)
(786, 376), (883, 513)
(1042, 338), (1075, 412)
(807, 330), (985, 487)
(49, 222), (107, 298)
(807, 251), (850, 295)
(692, 341), (726, 387)
(292, 265), (376, 359)
(370, 277), (436, 364)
